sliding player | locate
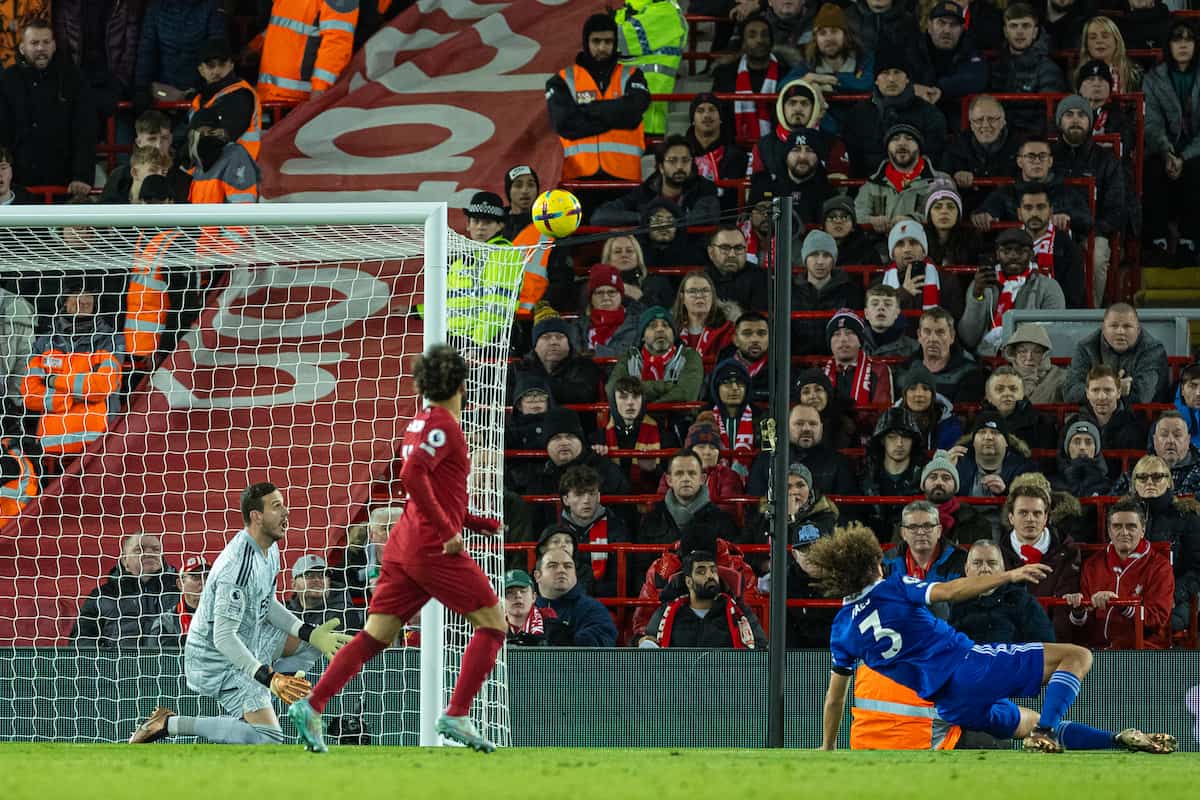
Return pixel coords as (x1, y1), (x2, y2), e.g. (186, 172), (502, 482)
(813, 509), (1176, 754)
(290, 344), (505, 753)
(128, 482), (352, 744)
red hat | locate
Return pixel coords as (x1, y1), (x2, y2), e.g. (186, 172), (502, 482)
(180, 555), (210, 575)
(587, 263), (624, 297)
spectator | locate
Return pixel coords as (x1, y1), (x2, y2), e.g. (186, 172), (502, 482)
(1040, 0), (1091, 52)
(1067, 498), (1173, 649)
(949, 410), (1034, 498)
(534, 525), (597, 597)
(639, 197), (705, 270)
(842, 45), (947, 175)
(0, 18), (96, 197)
(0, 145), (30, 204)
(1077, 59), (1136, 176)
(1052, 418), (1112, 498)
(747, 127), (836, 224)
(707, 358), (761, 478)
(191, 38), (260, 159)
(923, 180), (976, 263)
(687, 93), (749, 216)
(823, 309), (893, 406)
(108, 146), (169, 205)
(1120, 0), (1170, 51)
(861, 409), (928, 540)
(763, 0), (818, 64)
(1017, 185), (1086, 309)
(593, 134), (720, 228)
(507, 308), (604, 407)
(1127, 454), (1200, 633)
(1142, 18), (1200, 264)
(52, 0), (142, 111)
(856, 125), (947, 234)
(741, 183), (775, 266)
(1002, 323), (1065, 403)
(711, 14), (788, 143)
(995, 475), (1082, 640)
(750, 79), (843, 176)
(901, 308), (986, 403)
(553, 465), (632, 598)
(503, 164), (539, 241)
(186, 107), (259, 205)
(1175, 362), (1200, 449)
(505, 373), (553, 455)
(975, 138), (1093, 238)
(980, 366), (1058, 450)
(881, 219), (943, 313)
(884, 500), (967, 593)
(1114, 412), (1200, 496)
(22, 284), (122, 465)
(524, 407), (630, 505)
(909, 2), (989, 120)
(135, 0), (225, 107)
(547, 12), (649, 183)
(641, 548), (766, 648)
(919, 450), (993, 544)
(782, 3), (874, 94)
(822, 195), (882, 268)
(865, 284), (918, 359)
(1062, 303), (1170, 405)
(173, 555), (208, 643)
(660, 411), (747, 508)
(257, 0), (358, 103)
(503, 569), (545, 646)
(285, 554), (363, 633)
(747, 402), (857, 496)
(1072, 365), (1147, 466)
(332, 508), (394, 605)
(956, 0), (1007, 50)
(746, 463), (840, 577)
(71, 533), (179, 649)
(592, 375), (676, 494)
(534, 548), (618, 647)
(673, 270), (735, 369)
(959, 228), (1066, 355)
(894, 365), (962, 451)
(600, 234), (675, 310)
(607, 305), (704, 404)
(703, 226), (769, 314)
(779, 522), (839, 646)
(791, 232), (859, 356)
(847, 0), (921, 56)
(639, 449), (737, 572)
(990, 5), (1068, 136)
(793, 365), (858, 450)
(945, 95), (1025, 210)
(567, 264), (643, 359)
(949, 540), (1056, 643)
(1076, 14), (1143, 93)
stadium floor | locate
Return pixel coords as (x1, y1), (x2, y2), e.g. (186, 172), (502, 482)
(0, 744), (1196, 799)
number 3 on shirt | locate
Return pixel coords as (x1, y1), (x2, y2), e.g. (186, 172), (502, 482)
(858, 610), (903, 659)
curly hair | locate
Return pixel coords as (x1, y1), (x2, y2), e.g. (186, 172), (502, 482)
(413, 344), (467, 402)
(804, 522), (884, 598)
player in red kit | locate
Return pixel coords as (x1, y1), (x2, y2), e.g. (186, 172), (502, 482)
(290, 345), (505, 753)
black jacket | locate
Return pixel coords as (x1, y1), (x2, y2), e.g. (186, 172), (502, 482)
(845, 4), (920, 56)
(900, 348), (986, 403)
(988, 34), (1068, 136)
(941, 126), (1023, 211)
(99, 162), (192, 204)
(791, 269), (865, 355)
(545, 54), (649, 144)
(550, 507), (633, 598)
(1050, 137), (1125, 237)
(748, 167), (834, 228)
(644, 590), (766, 648)
(841, 87), (948, 177)
(1070, 405), (1146, 478)
(71, 564), (180, 649)
(1137, 492), (1200, 632)
(687, 128), (749, 215)
(980, 171), (1093, 235)
(193, 71), (256, 146)
(949, 582), (1056, 644)
(833, 228), (884, 268)
(0, 52), (97, 186)
(1120, 3), (1171, 50)
(706, 262), (769, 314)
(1039, 1), (1093, 51)
(997, 526), (1082, 642)
(908, 33), (989, 112)
(746, 441), (858, 498)
(592, 172), (721, 228)
(506, 351), (603, 408)
(981, 398), (1058, 451)
(636, 498), (737, 580)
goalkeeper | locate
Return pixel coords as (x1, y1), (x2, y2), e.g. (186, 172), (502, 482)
(128, 482), (352, 745)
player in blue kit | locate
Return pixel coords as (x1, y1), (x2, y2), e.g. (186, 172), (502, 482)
(812, 505), (1177, 754)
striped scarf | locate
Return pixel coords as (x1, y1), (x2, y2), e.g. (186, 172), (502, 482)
(1033, 224), (1057, 276)
(883, 259), (941, 310)
(734, 54), (779, 142)
(509, 605), (545, 637)
(825, 351), (874, 406)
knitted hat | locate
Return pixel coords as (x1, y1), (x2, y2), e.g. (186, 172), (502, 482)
(970, 409), (1008, 436)
(786, 126), (828, 155)
(1055, 94), (1094, 128)
(928, 0), (965, 23)
(793, 367), (834, 400)
(690, 91), (723, 118)
(924, 184), (963, 219)
(812, 3), (846, 31)
(885, 123), (924, 149)
(996, 228), (1035, 248)
(888, 218), (928, 255)
(466, 191), (506, 221)
(587, 263), (624, 297)
(543, 408), (584, 442)
(1076, 59), (1114, 90)
(921, 450), (960, 493)
(788, 462), (814, 488)
(711, 357), (751, 392)
(826, 309), (870, 350)
(780, 82), (816, 106)
(821, 195), (855, 222)
(1063, 418), (1102, 457)
(504, 164), (538, 198)
(532, 306), (571, 345)
(685, 410), (724, 449)
(198, 38), (233, 63)
(638, 305), (674, 339)
(801, 230), (838, 263)
(874, 44), (911, 76)
(582, 12), (618, 51)
(900, 364), (937, 393)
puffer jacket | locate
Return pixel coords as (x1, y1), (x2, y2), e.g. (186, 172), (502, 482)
(54, 0), (143, 94)
(988, 33), (1067, 134)
(134, 0), (226, 97)
(71, 564), (181, 649)
(1143, 59), (1200, 161)
(949, 581), (1056, 644)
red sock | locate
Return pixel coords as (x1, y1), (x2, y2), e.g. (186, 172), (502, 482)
(309, 630), (388, 713)
(446, 628), (504, 717)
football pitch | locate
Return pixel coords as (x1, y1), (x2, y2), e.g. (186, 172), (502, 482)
(0, 744), (1195, 800)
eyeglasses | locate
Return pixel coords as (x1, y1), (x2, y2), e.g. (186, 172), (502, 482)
(713, 244), (747, 254)
(970, 115), (1003, 126)
(1134, 473), (1170, 483)
(684, 288), (712, 297)
(1020, 152), (1051, 162)
(902, 523), (939, 533)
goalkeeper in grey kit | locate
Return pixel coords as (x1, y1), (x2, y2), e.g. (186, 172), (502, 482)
(129, 482), (352, 745)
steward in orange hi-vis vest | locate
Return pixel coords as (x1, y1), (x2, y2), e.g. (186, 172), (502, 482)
(257, 0), (359, 103)
(191, 38), (261, 160)
(0, 435), (37, 528)
(850, 664), (961, 750)
(125, 228), (183, 360)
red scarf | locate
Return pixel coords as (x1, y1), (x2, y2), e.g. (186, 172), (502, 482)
(737, 352), (766, 378)
(993, 262), (1034, 329)
(641, 345), (678, 381)
(714, 402), (756, 467)
(605, 415), (662, 489)
(680, 321), (733, 365)
(508, 605), (545, 636)
(585, 515), (610, 580)
(1093, 107), (1109, 134)
(695, 145), (723, 182)
(905, 541), (943, 580)
(734, 54), (779, 142)
(1106, 538), (1150, 573)
(937, 498), (959, 533)
(1033, 224), (1057, 276)
(884, 259), (941, 310)
(825, 352), (874, 406)
(657, 595), (748, 649)
(588, 306), (625, 349)
(884, 161), (925, 193)
(176, 597), (196, 636)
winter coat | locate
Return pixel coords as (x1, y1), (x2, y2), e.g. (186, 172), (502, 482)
(741, 493), (840, 574)
(791, 270), (865, 355)
(1143, 59), (1200, 162)
(941, 126), (1023, 210)
(656, 463), (745, 514)
(1068, 406), (1145, 479)
(872, 323), (920, 360)
(1120, 4), (1171, 51)
(781, 51), (875, 94)
(840, 86), (948, 177)
(593, 391), (678, 494)
(998, 526), (1082, 643)
(845, 4), (920, 56)
(632, 538), (761, 639)
(746, 441), (858, 498)
(854, 157), (949, 225)
(989, 34), (1068, 135)
(1014, 353), (1067, 404)
(980, 172), (1093, 235)
(894, 394), (963, 452)
(1062, 328), (1170, 405)
(1073, 542), (1174, 650)
(505, 372), (556, 452)
(606, 344), (704, 404)
(507, 351), (603, 408)
(834, 228), (884, 268)
(535, 583), (618, 647)
(752, 77), (849, 176)
(1138, 493), (1200, 633)
(860, 409), (927, 539)
(71, 564), (181, 649)
(908, 33), (989, 107)
(1050, 137), (1125, 237)
(981, 398), (1058, 452)
(551, 506), (633, 599)
(54, 0), (143, 95)
(937, 499), (995, 547)
(1052, 442), (1112, 499)
(591, 172), (720, 228)
(1041, 2), (1092, 51)
(949, 582), (1056, 645)
(134, 0), (225, 97)
(0, 52), (96, 186)
(517, 449), (631, 532)
(1176, 385), (1200, 450)
(687, 127), (749, 214)
(706, 262), (769, 315)
(900, 348), (986, 403)
(958, 270), (1066, 355)
(748, 167), (835, 228)
(644, 591), (767, 648)
(284, 589), (363, 634)
(954, 433), (1034, 498)
(566, 298), (644, 359)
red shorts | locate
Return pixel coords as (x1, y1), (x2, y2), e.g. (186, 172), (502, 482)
(369, 553), (499, 620)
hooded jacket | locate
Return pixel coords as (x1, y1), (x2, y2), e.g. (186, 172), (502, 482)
(71, 563), (181, 649)
(861, 409), (927, 538)
(567, 297), (644, 359)
(1062, 328), (1170, 405)
(752, 77), (849, 177)
(505, 373), (556, 451)
(949, 581), (1056, 645)
(1074, 541), (1174, 650)
(591, 171), (721, 228)
(855, 156), (949, 224)
(953, 430), (1034, 497)
(1003, 325), (1066, 404)
(900, 348), (986, 403)
(841, 85), (948, 177)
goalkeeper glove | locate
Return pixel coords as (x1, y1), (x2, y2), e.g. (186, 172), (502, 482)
(307, 618), (353, 659)
(256, 665), (311, 703)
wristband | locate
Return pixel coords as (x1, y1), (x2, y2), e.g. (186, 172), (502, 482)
(254, 664), (274, 687)
(298, 623), (316, 643)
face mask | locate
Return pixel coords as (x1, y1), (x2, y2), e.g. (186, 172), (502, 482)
(195, 135), (224, 169)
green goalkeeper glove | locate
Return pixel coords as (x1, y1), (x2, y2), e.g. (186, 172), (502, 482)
(309, 618), (353, 658)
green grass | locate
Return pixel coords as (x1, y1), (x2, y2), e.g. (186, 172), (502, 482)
(0, 744), (1195, 800)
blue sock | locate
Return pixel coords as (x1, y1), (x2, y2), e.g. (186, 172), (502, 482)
(1057, 722), (1117, 750)
(1038, 671), (1082, 729)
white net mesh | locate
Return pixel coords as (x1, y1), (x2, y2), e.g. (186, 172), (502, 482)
(0, 209), (525, 746)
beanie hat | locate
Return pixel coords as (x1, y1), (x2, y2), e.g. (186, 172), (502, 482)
(924, 184), (963, 219)
(888, 218), (928, 255)
(1076, 59), (1114, 91)
(788, 462), (814, 487)
(582, 12), (618, 51)
(801, 230), (838, 263)
(874, 44), (911, 77)
(793, 366), (834, 401)
(638, 305), (674, 339)
(921, 450), (960, 493)
(821, 195), (855, 222)
(466, 191), (506, 221)
(710, 358), (751, 400)
(780, 82), (816, 106)
(685, 410), (724, 449)
(885, 122), (924, 149)
(1063, 418), (1102, 457)
(1055, 94), (1094, 128)
(532, 305), (571, 345)
(970, 409), (1008, 436)
(900, 364), (937, 394)
(587, 263), (624, 298)
(690, 92), (723, 119)
(812, 4), (846, 32)
(826, 309), (870, 351)
(543, 407), (584, 442)
(504, 165), (538, 198)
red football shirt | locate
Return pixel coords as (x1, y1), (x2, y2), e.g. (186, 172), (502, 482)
(384, 405), (470, 563)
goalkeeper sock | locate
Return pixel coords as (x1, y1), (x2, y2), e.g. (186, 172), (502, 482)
(310, 630), (388, 714)
(171, 716), (281, 745)
(446, 627), (505, 717)
(1057, 721), (1117, 750)
(1038, 670), (1082, 729)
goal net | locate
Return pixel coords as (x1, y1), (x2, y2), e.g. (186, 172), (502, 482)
(0, 203), (524, 747)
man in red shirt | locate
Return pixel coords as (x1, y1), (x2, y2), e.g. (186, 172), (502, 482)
(290, 345), (504, 753)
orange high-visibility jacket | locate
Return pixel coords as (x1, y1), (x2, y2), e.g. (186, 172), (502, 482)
(22, 345), (122, 456)
(190, 142), (258, 259)
(191, 79), (262, 160)
(558, 63), (645, 182)
(849, 665), (962, 750)
(511, 223), (555, 319)
(257, 0), (359, 102)
(125, 229), (182, 359)
(0, 436), (37, 527)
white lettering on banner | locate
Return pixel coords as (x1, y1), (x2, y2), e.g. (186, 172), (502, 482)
(281, 105), (495, 176)
(272, 183), (481, 205)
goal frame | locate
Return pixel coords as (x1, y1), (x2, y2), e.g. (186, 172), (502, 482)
(0, 201), (453, 747)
